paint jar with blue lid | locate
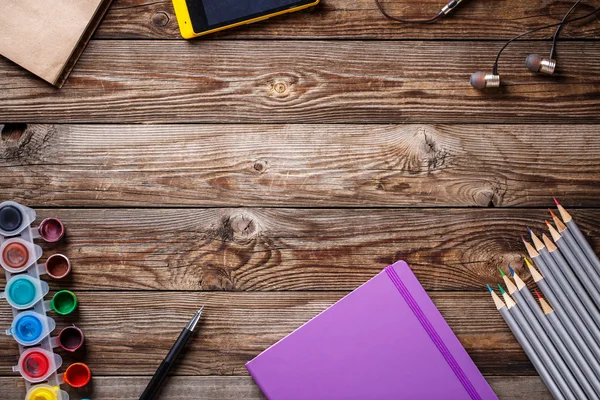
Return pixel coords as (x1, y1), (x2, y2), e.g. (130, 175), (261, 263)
(0, 238), (43, 274)
(0, 201), (36, 237)
(6, 310), (56, 347)
(1, 274), (49, 310)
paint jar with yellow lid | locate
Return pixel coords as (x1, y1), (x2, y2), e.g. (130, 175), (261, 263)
(25, 384), (69, 400)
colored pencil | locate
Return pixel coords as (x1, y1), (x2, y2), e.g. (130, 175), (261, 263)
(541, 231), (600, 328)
(555, 198), (600, 275)
(534, 289), (600, 393)
(524, 256), (600, 363)
(546, 220), (600, 309)
(488, 286), (566, 400)
(498, 284), (575, 400)
(506, 268), (600, 398)
(550, 207), (600, 292)
(529, 229), (600, 337)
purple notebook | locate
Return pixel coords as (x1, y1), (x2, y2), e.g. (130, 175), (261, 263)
(246, 261), (498, 400)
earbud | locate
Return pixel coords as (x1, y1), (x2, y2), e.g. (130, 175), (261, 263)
(470, 72), (500, 89)
(525, 54), (556, 75)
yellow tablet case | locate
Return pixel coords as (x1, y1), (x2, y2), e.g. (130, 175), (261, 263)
(172, 0), (320, 39)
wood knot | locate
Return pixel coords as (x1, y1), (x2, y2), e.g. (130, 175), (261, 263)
(267, 76), (295, 98)
(216, 213), (260, 242)
(252, 159), (268, 173)
(1, 123), (27, 142)
(152, 12), (170, 27)
(473, 179), (506, 207)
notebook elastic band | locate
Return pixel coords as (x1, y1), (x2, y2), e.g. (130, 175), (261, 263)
(385, 266), (482, 400)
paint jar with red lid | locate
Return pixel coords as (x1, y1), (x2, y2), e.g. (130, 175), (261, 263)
(0, 238), (42, 273)
(62, 362), (91, 388)
(13, 347), (62, 383)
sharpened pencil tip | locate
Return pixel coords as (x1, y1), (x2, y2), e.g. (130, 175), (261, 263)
(554, 198), (560, 207)
(508, 265), (515, 276)
(548, 209), (557, 219)
(527, 227), (533, 235)
(498, 284), (506, 295)
(498, 267), (506, 277)
(486, 284), (493, 293)
(534, 289), (542, 299)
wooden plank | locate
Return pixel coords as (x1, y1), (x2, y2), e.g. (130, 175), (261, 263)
(0, 291), (536, 376)
(2, 124), (599, 207)
(97, 0), (600, 40)
(2, 41), (600, 123)
(0, 376), (552, 399)
(15, 208), (600, 292)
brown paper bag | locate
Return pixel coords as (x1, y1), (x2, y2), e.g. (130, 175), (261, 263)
(0, 0), (112, 87)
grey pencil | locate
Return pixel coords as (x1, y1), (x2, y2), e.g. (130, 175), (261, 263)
(524, 239), (600, 354)
(525, 257), (600, 372)
(489, 286), (566, 400)
(530, 229), (600, 334)
(507, 269), (600, 398)
(499, 285), (575, 400)
(555, 199), (600, 274)
(534, 288), (600, 396)
(547, 220), (600, 310)
(550, 208), (600, 292)
(500, 273), (588, 399)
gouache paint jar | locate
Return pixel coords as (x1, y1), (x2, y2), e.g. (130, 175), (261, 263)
(45, 254), (71, 279)
(2, 275), (49, 310)
(50, 290), (77, 315)
(14, 348), (62, 383)
(25, 384), (69, 400)
(63, 362), (91, 388)
(7, 310), (55, 346)
(56, 325), (84, 352)
(38, 218), (65, 243)
(0, 238), (42, 273)
(0, 201), (36, 236)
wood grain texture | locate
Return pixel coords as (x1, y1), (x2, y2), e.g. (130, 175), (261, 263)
(12, 208), (598, 292)
(1, 124), (599, 207)
(97, 0), (600, 40)
(0, 292), (536, 376)
(2, 41), (600, 123)
(0, 376), (553, 399)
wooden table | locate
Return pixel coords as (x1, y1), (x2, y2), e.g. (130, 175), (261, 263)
(1, 0), (600, 398)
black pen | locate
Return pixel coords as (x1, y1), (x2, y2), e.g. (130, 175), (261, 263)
(139, 306), (204, 400)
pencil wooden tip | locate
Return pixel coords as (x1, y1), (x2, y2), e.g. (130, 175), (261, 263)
(542, 234), (557, 252)
(548, 209), (557, 219)
(523, 239), (540, 258)
(529, 229), (545, 251)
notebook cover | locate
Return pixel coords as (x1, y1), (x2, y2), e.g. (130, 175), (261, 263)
(0, 0), (112, 87)
(246, 260), (498, 400)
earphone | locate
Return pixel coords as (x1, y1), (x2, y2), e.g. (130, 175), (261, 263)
(375, 0), (600, 88)
(374, 0), (467, 23)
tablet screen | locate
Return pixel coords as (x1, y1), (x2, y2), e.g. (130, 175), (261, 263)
(188, 0), (312, 32)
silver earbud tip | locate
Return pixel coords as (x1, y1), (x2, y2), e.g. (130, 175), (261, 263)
(470, 72), (500, 89)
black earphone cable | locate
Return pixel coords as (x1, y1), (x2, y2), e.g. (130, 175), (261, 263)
(550, 0), (583, 59)
(374, 0), (444, 23)
(493, 4), (600, 74)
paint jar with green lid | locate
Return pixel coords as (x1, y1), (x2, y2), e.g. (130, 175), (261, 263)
(50, 290), (77, 315)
